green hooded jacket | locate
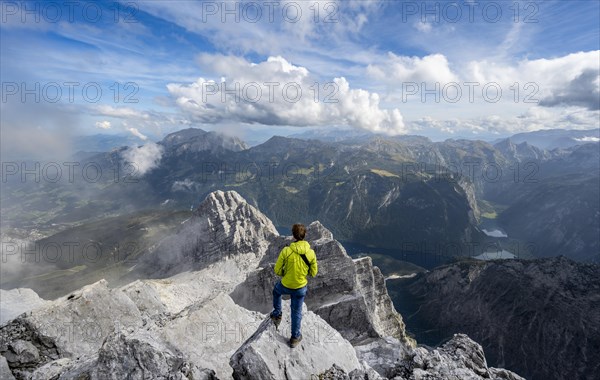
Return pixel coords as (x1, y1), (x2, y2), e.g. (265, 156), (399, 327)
(274, 240), (318, 289)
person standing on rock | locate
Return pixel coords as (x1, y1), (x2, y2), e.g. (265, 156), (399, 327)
(270, 223), (319, 348)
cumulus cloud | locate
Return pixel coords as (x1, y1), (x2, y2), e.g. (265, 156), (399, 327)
(121, 143), (164, 176)
(167, 55), (406, 135)
(539, 68), (600, 110)
(367, 53), (458, 85)
(465, 51), (600, 110)
(95, 120), (111, 129)
(368, 51), (600, 111)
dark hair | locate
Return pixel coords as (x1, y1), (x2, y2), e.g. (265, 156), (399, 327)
(292, 224), (306, 241)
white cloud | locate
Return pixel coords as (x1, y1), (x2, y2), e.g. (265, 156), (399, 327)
(121, 143), (164, 176)
(465, 51), (600, 109)
(95, 120), (111, 129)
(368, 51), (599, 110)
(408, 106), (600, 139)
(167, 55), (406, 135)
(127, 127), (148, 141)
(574, 136), (600, 142)
(367, 53), (458, 85)
(130, 0), (381, 62)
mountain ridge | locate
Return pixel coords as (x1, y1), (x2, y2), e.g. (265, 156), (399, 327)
(405, 256), (600, 380)
(0, 190), (523, 380)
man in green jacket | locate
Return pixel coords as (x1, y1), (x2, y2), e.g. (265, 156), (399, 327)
(270, 223), (318, 348)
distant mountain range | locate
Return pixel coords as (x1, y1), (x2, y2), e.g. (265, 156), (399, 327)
(73, 127), (600, 154)
(289, 127), (600, 151)
(2, 127), (598, 279)
(492, 128), (600, 150)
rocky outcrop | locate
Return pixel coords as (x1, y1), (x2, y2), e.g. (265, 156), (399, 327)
(391, 334), (525, 380)
(230, 301), (369, 380)
(317, 363), (384, 380)
(0, 280), (144, 379)
(0, 289), (48, 326)
(134, 189), (279, 278)
(0, 276), (258, 379)
(407, 257), (600, 380)
(231, 221), (415, 348)
(354, 337), (409, 376)
(159, 292), (263, 379)
(27, 330), (218, 380)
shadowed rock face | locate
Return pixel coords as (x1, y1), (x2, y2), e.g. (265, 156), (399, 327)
(407, 257), (600, 380)
(0, 191), (523, 380)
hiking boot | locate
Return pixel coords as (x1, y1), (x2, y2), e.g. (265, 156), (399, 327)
(289, 335), (302, 348)
(270, 313), (282, 329)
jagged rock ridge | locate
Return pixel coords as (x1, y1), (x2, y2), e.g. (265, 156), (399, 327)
(0, 191), (523, 379)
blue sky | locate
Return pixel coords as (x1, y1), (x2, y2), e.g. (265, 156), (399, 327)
(1, 0), (599, 154)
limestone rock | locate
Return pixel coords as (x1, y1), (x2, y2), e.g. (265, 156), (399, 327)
(30, 358), (74, 380)
(317, 363), (384, 380)
(354, 336), (409, 376)
(306, 220), (334, 241)
(135, 190), (278, 278)
(28, 332), (218, 380)
(0, 280), (143, 379)
(94, 329), (216, 380)
(161, 292), (263, 379)
(231, 221), (414, 347)
(0, 355), (16, 380)
(230, 301), (364, 380)
(390, 334), (525, 380)
(0, 288), (48, 326)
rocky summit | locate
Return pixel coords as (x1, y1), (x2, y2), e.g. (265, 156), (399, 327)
(0, 190), (523, 379)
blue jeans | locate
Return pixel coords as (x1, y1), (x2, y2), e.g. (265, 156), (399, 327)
(271, 281), (307, 338)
